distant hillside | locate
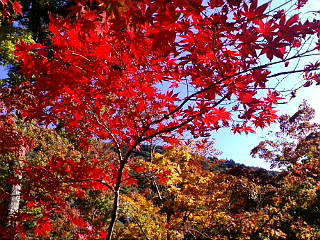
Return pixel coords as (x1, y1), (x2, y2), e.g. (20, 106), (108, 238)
(134, 144), (278, 184)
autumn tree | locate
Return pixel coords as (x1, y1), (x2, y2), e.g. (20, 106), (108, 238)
(1, 0), (320, 238)
(251, 101), (320, 239)
(0, 114), (123, 239)
(118, 144), (317, 239)
(120, 146), (246, 239)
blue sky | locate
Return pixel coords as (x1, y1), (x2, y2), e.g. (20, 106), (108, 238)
(0, 66), (7, 79)
(214, 84), (320, 169)
(213, 0), (320, 169)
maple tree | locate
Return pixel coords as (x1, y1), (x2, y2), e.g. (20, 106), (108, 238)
(0, 115), (119, 239)
(1, 0), (320, 238)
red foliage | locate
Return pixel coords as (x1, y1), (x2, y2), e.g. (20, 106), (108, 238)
(0, 0), (23, 21)
(2, 0), (320, 238)
(13, 0), (320, 147)
(34, 217), (53, 237)
(0, 115), (31, 156)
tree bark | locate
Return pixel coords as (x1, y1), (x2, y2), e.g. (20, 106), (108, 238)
(106, 161), (125, 240)
(7, 161), (22, 228)
(166, 213), (171, 240)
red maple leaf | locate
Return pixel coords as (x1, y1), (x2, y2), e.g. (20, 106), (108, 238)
(257, 19), (277, 37)
(34, 218), (53, 236)
(12, 1), (23, 15)
(209, 0), (224, 8)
